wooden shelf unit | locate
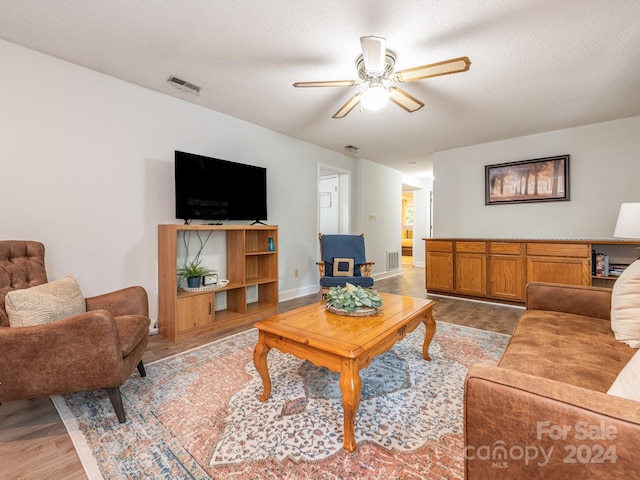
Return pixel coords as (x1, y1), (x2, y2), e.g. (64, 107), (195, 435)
(158, 224), (278, 342)
(425, 238), (640, 304)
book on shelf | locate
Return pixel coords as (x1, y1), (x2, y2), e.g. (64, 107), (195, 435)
(608, 263), (630, 276)
(594, 253), (609, 277)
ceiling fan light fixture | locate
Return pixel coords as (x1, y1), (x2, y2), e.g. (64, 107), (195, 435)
(293, 36), (469, 119)
(361, 84), (389, 111)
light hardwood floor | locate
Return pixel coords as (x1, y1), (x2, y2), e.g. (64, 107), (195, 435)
(0, 265), (522, 479)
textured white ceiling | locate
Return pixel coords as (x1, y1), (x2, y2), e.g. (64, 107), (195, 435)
(1, 0), (639, 177)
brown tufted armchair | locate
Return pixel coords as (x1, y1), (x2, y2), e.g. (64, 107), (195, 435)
(0, 240), (150, 422)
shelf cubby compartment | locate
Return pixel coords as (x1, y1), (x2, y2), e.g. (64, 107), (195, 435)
(245, 229), (277, 254)
(247, 282), (279, 315)
(245, 254), (278, 285)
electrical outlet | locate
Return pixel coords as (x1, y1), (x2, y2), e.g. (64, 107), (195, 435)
(294, 268), (299, 277)
(369, 213), (377, 221)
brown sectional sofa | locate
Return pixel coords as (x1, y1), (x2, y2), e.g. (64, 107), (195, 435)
(464, 282), (640, 479)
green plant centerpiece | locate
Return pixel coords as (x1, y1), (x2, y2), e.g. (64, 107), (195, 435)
(325, 283), (383, 316)
(177, 258), (214, 289)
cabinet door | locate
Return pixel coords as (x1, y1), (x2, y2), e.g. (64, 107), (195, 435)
(177, 294), (214, 333)
(455, 253), (487, 296)
(426, 252), (454, 291)
(526, 256), (591, 286)
(489, 255), (524, 301)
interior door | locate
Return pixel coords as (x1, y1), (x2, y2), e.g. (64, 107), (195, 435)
(318, 166), (350, 234)
(319, 173), (340, 233)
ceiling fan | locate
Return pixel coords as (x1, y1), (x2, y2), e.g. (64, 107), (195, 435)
(293, 36), (470, 118)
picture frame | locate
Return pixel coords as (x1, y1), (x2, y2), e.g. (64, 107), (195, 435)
(485, 155), (570, 205)
(202, 273), (218, 286)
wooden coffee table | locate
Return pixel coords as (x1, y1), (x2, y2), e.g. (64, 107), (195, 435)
(253, 292), (436, 452)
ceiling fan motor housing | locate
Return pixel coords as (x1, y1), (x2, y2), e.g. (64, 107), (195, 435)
(356, 51), (396, 80)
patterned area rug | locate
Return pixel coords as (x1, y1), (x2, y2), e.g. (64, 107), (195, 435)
(53, 322), (509, 479)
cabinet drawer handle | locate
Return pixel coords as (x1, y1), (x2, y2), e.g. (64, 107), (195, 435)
(209, 302), (212, 315)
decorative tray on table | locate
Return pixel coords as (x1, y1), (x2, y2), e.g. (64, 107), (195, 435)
(326, 305), (378, 316)
(182, 279), (229, 292)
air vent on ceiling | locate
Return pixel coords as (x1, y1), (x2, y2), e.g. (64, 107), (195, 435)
(344, 145), (360, 153)
(167, 76), (201, 96)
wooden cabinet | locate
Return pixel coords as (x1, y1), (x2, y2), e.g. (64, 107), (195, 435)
(488, 242), (524, 301)
(455, 242), (487, 296)
(176, 293), (213, 332)
(425, 240), (453, 292)
(526, 242), (591, 286)
(158, 224), (279, 342)
(424, 238), (640, 305)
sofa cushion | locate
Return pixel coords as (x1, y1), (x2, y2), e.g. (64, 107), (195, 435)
(611, 259), (640, 348)
(319, 275), (374, 288)
(332, 257), (354, 276)
(499, 310), (635, 392)
(5, 274), (86, 327)
(608, 349), (640, 402)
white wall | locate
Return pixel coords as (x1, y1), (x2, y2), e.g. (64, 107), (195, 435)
(1, 39), (386, 318)
(433, 116), (640, 239)
(1, 39), (408, 318)
(356, 159), (403, 278)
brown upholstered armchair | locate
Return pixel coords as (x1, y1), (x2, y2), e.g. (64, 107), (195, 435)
(0, 240), (150, 423)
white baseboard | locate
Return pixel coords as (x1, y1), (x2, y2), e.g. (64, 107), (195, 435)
(426, 292), (525, 309)
(278, 284), (320, 302)
(372, 269), (404, 281)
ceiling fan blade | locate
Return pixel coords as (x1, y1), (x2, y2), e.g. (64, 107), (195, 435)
(395, 56), (471, 82)
(293, 80), (357, 88)
(388, 87), (424, 112)
(332, 93), (362, 119)
(360, 36), (386, 76)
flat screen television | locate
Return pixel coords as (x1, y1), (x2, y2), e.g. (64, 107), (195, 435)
(175, 151), (267, 223)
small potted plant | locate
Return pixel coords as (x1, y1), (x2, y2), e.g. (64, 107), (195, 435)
(177, 258), (213, 289)
(325, 283), (383, 316)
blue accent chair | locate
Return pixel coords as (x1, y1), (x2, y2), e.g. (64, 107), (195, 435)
(317, 233), (374, 296)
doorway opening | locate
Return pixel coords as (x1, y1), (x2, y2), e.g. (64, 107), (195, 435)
(401, 191), (414, 264)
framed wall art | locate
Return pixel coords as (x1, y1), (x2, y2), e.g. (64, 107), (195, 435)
(485, 155), (570, 205)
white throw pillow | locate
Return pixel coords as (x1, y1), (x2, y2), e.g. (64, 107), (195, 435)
(611, 259), (640, 348)
(5, 274), (86, 327)
(608, 349), (640, 402)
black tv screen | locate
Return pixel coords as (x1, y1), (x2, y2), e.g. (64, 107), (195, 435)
(175, 151), (267, 222)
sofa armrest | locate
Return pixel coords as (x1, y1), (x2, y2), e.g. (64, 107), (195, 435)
(465, 365), (640, 479)
(526, 282), (612, 320)
(359, 261), (374, 277)
(0, 311), (124, 402)
(316, 261), (326, 278)
(85, 285), (149, 317)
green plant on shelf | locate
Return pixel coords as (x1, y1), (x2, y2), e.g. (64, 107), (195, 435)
(325, 283), (382, 312)
(177, 258), (213, 280)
